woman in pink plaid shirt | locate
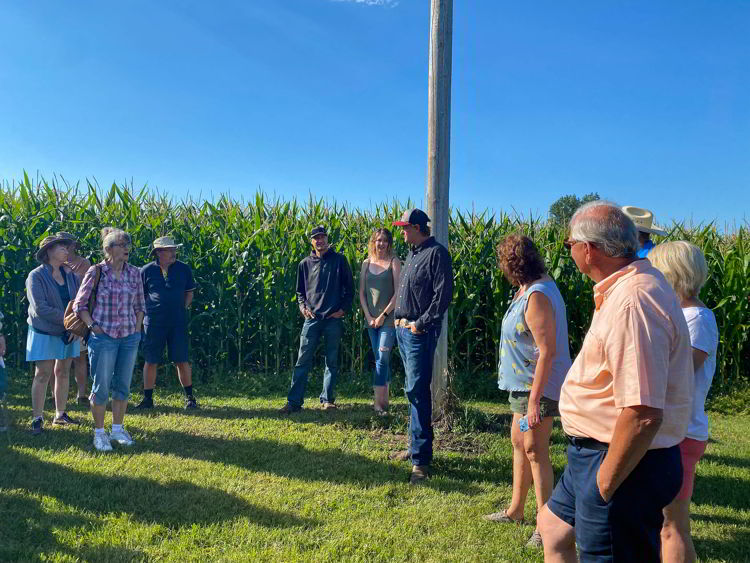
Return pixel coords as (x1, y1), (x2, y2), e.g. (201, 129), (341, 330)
(73, 227), (145, 452)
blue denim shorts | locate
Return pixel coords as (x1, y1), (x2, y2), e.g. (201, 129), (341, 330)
(88, 331), (141, 405)
(142, 323), (189, 364)
(547, 443), (682, 562)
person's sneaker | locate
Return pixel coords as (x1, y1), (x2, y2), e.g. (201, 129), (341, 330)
(52, 412), (80, 426)
(278, 403), (301, 414)
(410, 465), (429, 485)
(134, 397), (154, 410)
(93, 432), (113, 452)
(77, 396), (90, 407)
(322, 402), (337, 410)
(185, 395), (198, 410)
(110, 427), (135, 446)
(30, 417), (43, 436)
(483, 509), (524, 524)
(526, 530), (543, 548)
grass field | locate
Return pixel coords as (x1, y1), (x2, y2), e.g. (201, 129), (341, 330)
(1, 377), (749, 562)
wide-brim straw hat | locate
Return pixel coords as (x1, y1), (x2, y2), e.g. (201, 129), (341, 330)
(151, 236), (183, 255)
(621, 206), (668, 236)
(35, 234), (68, 262)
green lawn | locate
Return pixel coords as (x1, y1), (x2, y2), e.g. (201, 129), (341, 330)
(1, 379), (749, 562)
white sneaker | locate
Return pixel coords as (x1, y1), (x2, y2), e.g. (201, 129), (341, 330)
(93, 432), (113, 452)
(110, 427), (135, 446)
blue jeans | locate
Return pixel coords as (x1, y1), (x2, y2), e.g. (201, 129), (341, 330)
(397, 326), (439, 467)
(287, 318), (343, 409)
(547, 443), (682, 562)
(367, 326), (396, 386)
(88, 331), (141, 406)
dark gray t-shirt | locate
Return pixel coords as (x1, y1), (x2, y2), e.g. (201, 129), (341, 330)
(141, 260), (195, 326)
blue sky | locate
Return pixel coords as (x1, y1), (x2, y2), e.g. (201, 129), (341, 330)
(1, 0), (748, 226)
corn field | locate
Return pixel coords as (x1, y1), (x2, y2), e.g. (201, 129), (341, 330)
(1, 175), (748, 398)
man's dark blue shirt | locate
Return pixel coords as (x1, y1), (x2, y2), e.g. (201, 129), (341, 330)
(141, 260), (196, 326)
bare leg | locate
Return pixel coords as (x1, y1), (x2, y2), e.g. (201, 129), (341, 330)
(373, 385), (386, 410)
(91, 402), (106, 429)
(143, 362), (158, 390)
(384, 383), (389, 410)
(74, 350), (88, 398)
(506, 412), (533, 521)
(175, 362), (192, 387)
(111, 399), (128, 425)
(53, 358), (73, 415)
(31, 360), (54, 418)
(538, 504), (578, 563)
(662, 497), (696, 563)
(524, 416), (556, 528)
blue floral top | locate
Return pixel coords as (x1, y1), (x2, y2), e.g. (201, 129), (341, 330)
(497, 279), (572, 401)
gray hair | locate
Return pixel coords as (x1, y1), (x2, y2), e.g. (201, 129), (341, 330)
(569, 201), (638, 258)
(101, 227), (131, 260)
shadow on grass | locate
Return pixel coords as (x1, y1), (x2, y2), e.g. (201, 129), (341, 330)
(692, 513), (750, 563)
(139, 428), (480, 494)
(1, 447), (316, 548)
(702, 452), (750, 470)
(692, 473), (750, 511)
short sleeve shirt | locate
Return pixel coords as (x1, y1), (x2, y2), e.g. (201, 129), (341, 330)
(683, 307), (719, 441)
(558, 260), (693, 449)
(141, 260), (196, 326)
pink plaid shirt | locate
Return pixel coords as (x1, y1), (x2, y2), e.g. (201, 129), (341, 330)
(73, 261), (145, 338)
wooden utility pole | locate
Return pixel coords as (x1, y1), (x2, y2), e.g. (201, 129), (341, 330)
(426, 0), (453, 416)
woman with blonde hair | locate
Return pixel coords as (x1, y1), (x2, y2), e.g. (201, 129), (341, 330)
(73, 228), (145, 452)
(359, 228), (401, 413)
(649, 241), (718, 563)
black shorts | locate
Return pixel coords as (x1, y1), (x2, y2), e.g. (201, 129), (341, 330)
(142, 324), (189, 364)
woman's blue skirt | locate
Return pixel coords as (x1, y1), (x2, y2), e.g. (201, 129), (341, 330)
(26, 327), (80, 362)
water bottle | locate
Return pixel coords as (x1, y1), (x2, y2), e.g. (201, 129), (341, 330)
(519, 414), (542, 432)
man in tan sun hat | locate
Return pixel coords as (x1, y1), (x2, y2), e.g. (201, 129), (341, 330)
(135, 236), (198, 410)
(57, 231), (92, 406)
(621, 206), (668, 258)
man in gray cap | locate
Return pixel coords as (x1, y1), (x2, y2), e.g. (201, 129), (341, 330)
(136, 236), (197, 410)
(392, 208), (453, 484)
(280, 226), (354, 413)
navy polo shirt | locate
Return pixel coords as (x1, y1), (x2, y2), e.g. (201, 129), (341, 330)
(141, 260), (196, 326)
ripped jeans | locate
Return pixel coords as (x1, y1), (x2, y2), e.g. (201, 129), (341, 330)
(367, 326), (396, 386)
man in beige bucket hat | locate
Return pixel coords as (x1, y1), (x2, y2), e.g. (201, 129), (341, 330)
(621, 206), (668, 258)
(135, 236), (198, 410)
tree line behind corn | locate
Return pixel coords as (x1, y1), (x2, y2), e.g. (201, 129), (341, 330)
(1, 174), (747, 399)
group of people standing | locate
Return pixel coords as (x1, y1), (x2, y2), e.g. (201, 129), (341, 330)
(279, 208), (454, 485)
(483, 203), (717, 562)
(4, 202), (717, 561)
(22, 229), (197, 451)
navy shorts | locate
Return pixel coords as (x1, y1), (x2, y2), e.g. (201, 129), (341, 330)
(142, 324), (190, 364)
(547, 442), (682, 562)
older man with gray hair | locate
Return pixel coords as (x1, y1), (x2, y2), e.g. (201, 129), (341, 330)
(538, 201), (693, 562)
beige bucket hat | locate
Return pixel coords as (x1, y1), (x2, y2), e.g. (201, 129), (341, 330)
(151, 236), (183, 256)
(621, 206), (668, 236)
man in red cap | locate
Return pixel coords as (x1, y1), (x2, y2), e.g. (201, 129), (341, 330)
(392, 208), (453, 484)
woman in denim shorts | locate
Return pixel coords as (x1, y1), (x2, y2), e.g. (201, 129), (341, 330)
(73, 227), (145, 452)
(483, 234), (572, 549)
(358, 228), (401, 414)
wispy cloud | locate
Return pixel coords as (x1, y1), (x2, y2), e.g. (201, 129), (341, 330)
(331, 0), (399, 7)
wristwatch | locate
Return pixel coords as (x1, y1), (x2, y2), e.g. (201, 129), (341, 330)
(87, 321), (98, 330)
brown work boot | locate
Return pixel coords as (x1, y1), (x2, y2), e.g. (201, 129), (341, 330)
(409, 465), (429, 485)
(278, 403), (301, 414)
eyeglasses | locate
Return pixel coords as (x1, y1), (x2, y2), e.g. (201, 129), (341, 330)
(111, 242), (132, 249)
(563, 239), (582, 250)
